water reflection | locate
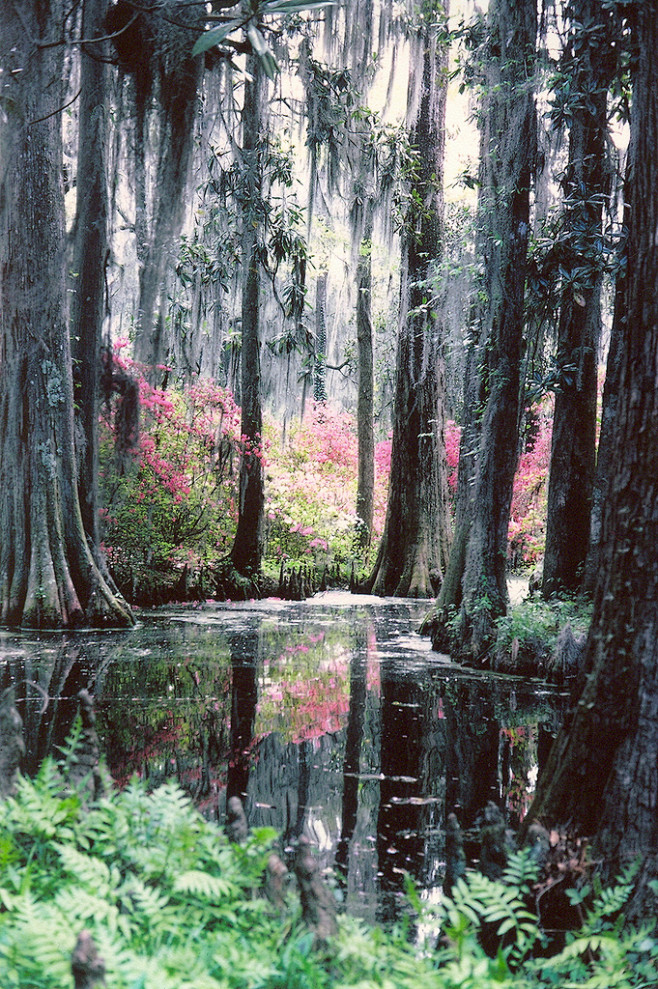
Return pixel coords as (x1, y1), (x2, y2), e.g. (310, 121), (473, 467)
(0, 593), (568, 923)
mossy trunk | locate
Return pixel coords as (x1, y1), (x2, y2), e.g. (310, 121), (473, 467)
(0, 1), (134, 629)
(523, 3), (658, 916)
(230, 53), (265, 578)
(366, 13), (451, 598)
(543, 0), (610, 598)
(131, 16), (203, 370)
(458, 0), (537, 658)
(355, 207), (375, 551)
(71, 0), (110, 549)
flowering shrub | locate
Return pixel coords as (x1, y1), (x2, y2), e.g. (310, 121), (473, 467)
(99, 350), (551, 601)
(445, 420), (460, 496)
(509, 407), (552, 566)
(99, 347), (243, 600)
(264, 403), (390, 568)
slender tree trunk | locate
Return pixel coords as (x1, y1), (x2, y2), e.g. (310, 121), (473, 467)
(0, 0), (133, 629)
(523, 3), (658, 916)
(458, 0), (537, 658)
(313, 269), (328, 403)
(230, 54), (265, 578)
(584, 159), (630, 593)
(433, 322), (483, 618)
(542, 0), (609, 597)
(366, 12), (451, 598)
(335, 647), (367, 879)
(583, 304), (623, 593)
(355, 206), (375, 550)
(132, 28), (203, 370)
(71, 0), (109, 549)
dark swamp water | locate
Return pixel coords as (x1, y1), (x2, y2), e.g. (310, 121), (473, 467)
(1, 591), (568, 923)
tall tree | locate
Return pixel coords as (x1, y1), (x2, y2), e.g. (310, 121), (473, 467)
(71, 0), (110, 551)
(523, 0), (658, 916)
(229, 50), (266, 580)
(366, 2), (452, 598)
(542, 0), (614, 597)
(457, 0), (537, 657)
(355, 206), (375, 550)
(107, 0), (204, 371)
(0, 0), (133, 628)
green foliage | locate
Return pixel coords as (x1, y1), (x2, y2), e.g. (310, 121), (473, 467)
(264, 403), (390, 571)
(192, 1), (338, 79)
(494, 595), (592, 658)
(0, 759), (656, 989)
(99, 353), (243, 601)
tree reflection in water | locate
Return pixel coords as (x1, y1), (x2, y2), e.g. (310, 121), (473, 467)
(1, 595), (568, 923)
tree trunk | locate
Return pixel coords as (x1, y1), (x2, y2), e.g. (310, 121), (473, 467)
(433, 325), (483, 618)
(366, 12), (451, 598)
(523, 3), (658, 915)
(335, 646), (367, 880)
(583, 304), (623, 593)
(0, 1), (134, 629)
(71, 0), (110, 549)
(131, 21), (203, 370)
(584, 158), (630, 593)
(458, 0), (537, 658)
(542, 0), (609, 598)
(355, 206), (375, 551)
(230, 54), (265, 578)
(313, 269), (328, 403)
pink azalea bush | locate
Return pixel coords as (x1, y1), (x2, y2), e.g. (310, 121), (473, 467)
(264, 403), (390, 567)
(99, 349), (551, 601)
(99, 347), (243, 598)
(508, 406), (552, 566)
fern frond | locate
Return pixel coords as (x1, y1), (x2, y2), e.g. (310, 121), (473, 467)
(552, 932), (622, 963)
(502, 847), (541, 892)
(173, 870), (233, 902)
(122, 876), (171, 921)
(54, 886), (121, 930)
(2, 897), (75, 984)
(54, 842), (112, 892)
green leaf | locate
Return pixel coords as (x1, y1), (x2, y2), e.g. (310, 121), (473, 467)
(263, 0), (338, 10)
(246, 23), (279, 78)
(173, 870), (232, 901)
(192, 19), (243, 57)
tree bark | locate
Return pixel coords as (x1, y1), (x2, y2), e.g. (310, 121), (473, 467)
(0, 1), (134, 629)
(130, 13), (203, 370)
(366, 13), (451, 598)
(313, 269), (328, 403)
(523, 2), (658, 915)
(230, 53), (265, 577)
(355, 206), (375, 551)
(458, 0), (537, 657)
(71, 0), (110, 549)
(433, 325), (483, 618)
(542, 0), (610, 598)
(584, 156), (630, 593)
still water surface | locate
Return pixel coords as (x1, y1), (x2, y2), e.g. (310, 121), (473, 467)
(1, 592), (567, 923)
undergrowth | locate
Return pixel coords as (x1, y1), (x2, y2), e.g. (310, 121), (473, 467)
(0, 748), (656, 988)
(493, 594), (593, 662)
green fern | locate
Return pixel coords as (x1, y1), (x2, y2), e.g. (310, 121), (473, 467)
(442, 867), (540, 963)
(1, 736), (656, 989)
(173, 869), (233, 901)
